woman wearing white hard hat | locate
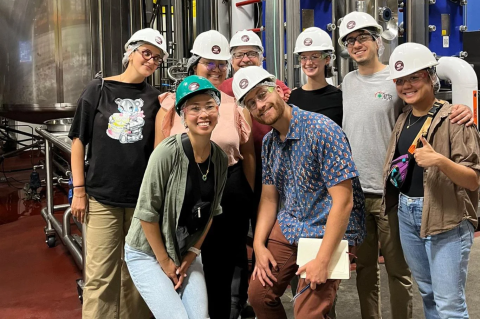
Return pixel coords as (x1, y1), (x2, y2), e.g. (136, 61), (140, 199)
(383, 42), (480, 319)
(69, 28), (168, 318)
(155, 30), (255, 319)
(289, 27), (343, 126)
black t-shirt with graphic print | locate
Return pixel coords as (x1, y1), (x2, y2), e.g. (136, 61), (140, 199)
(287, 84), (343, 127)
(69, 79), (161, 207)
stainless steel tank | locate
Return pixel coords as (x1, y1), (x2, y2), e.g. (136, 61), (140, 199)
(0, 0), (143, 124)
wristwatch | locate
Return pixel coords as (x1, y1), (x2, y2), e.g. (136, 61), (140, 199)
(188, 247), (201, 256)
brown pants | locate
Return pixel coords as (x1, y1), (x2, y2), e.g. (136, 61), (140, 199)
(82, 198), (150, 319)
(355, 194), (413, 319)
(248, 222), (340, 319)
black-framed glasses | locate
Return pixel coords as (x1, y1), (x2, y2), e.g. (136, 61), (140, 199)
(244, 86), (275, 111)
(344, 33), (375, 48)
(198, 61), (228, 72)
(232, 51), (260, 60)
(136, 49), (163, 65)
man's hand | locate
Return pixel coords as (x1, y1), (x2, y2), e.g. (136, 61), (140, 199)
(174, 252), (196, 290)
(252, 245), (278, 287)
(450, 104), (474, 127)
(414, 136), (443, 168)
(296, 258), (329, 290)
(283, 91), (291, 102)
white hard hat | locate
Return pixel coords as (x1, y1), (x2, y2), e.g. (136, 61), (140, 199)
(338, 11), (383, 48)
(232, 66), (276, 105)
(190, 30), (231, 60)
(230, 29), (264, 53)
(386, 42), (438, 80)
(294, 27), (334, 54)
(125, 28), (169, 59)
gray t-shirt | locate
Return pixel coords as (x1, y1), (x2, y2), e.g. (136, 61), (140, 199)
(342, 67), (403, 195)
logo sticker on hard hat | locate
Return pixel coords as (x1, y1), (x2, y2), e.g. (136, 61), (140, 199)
(239, 79), (249, 89)
(304, 38), (313, 46)
(241, 35), (250, 42)
(347, 21), (356, 29)
(212, 45), (221, 54)
(395, 61), (404, 71)
(188, 82), (200, 91)
(155, 36), (163, 45)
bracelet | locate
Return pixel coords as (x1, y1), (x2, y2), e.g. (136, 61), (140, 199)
(188, 247), (201, 256)
(73, 194), (86, 198)
(73, 185), (85, 188)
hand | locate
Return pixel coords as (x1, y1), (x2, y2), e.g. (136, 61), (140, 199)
(71, 188), (88, 223)
(450, 104), (474, 127)
(414, 137), (443, 168)
(283, 91), (291, 102)
(251, 245), (278, 287)
(159, 257), (180, 288)
(295, 258), (329, 290)
(174, 252), (197, 290)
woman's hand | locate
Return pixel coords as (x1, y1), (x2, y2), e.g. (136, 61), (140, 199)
(71, 187), (88, 223)
(174, 252), (197, 290)
(159, 257), (180, 289)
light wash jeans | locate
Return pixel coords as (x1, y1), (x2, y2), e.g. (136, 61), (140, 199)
(398, 193), (475, 319)
(125, 244), (209, 319)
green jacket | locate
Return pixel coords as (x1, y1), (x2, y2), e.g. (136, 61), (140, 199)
(125, 134), (228, 266)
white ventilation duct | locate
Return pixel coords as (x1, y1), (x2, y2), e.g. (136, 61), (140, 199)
(436, 57), (478, 124)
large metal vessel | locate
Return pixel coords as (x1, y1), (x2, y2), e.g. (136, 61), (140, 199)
(0, 0), (143, 124)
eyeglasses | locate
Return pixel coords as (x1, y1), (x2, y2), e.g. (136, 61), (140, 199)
(343, 33), (375, 48)
(198, 61), (228, 72)
(298, 53), (329, 63)
(244, 87), (275, 111)
(393, 71), (428, 86)
(232, 51), (260, 60)
(184, 104), (218, 116)
(136, 49), (163, 65)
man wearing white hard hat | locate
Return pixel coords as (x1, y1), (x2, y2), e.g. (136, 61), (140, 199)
(383, 42), (479, 319)
(232, 66), (365, 319)
(338, 11), (473, 319)
(154, 29), (256, 319)
(69, 28), (168, 319)
(218, 29), (292, 319)
(289, 27), (342, 126)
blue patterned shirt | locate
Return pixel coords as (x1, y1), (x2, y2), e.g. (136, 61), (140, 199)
(262, 105), (366, 245)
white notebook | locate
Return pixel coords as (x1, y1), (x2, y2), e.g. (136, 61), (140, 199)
(296, 238), (350, 280)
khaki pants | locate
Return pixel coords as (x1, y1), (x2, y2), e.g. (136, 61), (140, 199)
(82, 198), (150, 319)
(355, 194), (413, 319)
(248, 222), (340, 319)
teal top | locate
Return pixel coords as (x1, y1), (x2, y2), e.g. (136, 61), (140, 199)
(125, 134), (228, 266)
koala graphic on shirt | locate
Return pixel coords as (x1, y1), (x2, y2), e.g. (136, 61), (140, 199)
(106, 98), (145, 144)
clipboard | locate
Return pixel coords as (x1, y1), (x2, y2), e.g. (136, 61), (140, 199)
(296, 238), (350, 280)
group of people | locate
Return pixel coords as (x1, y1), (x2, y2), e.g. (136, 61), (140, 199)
(69, 10), (479, 319)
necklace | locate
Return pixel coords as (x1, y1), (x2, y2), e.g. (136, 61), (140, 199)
(196, 155), (211, 181)
(407, 112), (426, 129)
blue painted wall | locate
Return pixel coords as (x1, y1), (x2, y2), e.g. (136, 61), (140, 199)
(467, 1), (480, 31)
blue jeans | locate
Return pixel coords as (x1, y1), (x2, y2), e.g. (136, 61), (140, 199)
(125, 244), (209, 319)
(398, 193), (474, 319)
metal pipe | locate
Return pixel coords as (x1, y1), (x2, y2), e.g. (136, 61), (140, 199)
(265, 0), (285, 81)
(286, 0), (301, 87)
(211, 0), (219, 30)
(173, 0), (185, 61)
(248, 28), (263, 33)
(45, 140), (55, 222)
(52, 158), (70, 176)
(63, 208), (83, 269)
(236, 0), (261, 7)
(405, 0), (429, 46)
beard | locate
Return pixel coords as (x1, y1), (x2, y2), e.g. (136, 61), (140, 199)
(253, 102), (283, 126)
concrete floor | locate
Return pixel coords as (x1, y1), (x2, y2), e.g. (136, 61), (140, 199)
(279, 235), (480, 319)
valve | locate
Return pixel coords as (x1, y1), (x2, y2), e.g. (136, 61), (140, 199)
(327, 23), (336, 31)
(459, 25), (467, 32)
(429, 0), (436, 4)
(428, 25), (436, 32)
(378, 7), (393, 22)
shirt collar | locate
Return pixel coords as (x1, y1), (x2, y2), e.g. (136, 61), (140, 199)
(271, 104), (302, 142)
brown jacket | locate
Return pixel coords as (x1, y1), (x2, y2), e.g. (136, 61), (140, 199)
(381, 102), (480, 237)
